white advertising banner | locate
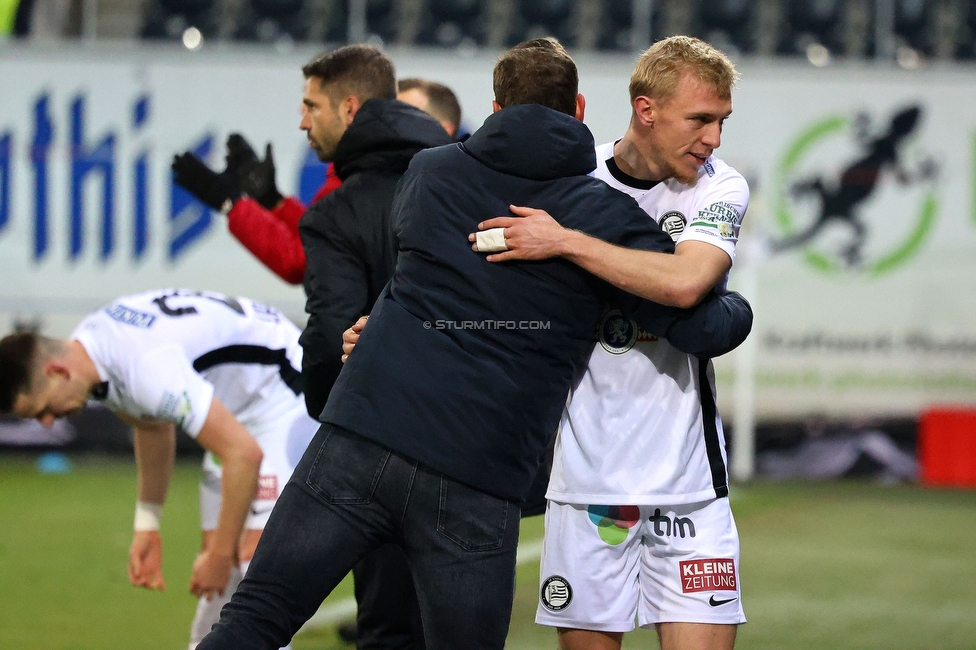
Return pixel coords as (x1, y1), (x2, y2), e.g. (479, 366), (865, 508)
(0, 45), (973, 419)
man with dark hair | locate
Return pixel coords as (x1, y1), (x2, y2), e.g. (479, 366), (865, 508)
(297, 45), (451, 650)
(197, 38), (751, 650)
(0, 290), (320, 650)
(492, 37), (579, 115)
(397, 78), (462, 138)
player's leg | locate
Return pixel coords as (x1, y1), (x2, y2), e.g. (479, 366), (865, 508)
(189, 455), (238, 649)
(400, 467), (521, 649)
(536, 502), (643, 650)
(190, 405), (301, 650)
(655, 622), (736, 650)
(637, 498), (745, 650)
(196, 424), (402, 650)
(556, 629), (623, 650)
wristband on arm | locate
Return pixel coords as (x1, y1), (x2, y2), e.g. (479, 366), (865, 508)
(134, 501), (163, 531)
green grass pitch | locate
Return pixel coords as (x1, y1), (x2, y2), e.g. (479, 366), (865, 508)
(1, 455), (975, 649)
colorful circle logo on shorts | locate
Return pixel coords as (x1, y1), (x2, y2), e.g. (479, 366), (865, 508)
(540, 575), (573, 611)
(587, 505), (641, 545)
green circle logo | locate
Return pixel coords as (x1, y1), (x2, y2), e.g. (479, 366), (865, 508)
(774, 112), (938, 277)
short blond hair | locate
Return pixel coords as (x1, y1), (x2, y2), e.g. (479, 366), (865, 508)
(629, 36), (739, 104)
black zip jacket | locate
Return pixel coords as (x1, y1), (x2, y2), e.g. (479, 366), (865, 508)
(322, 104), (752, 502)
(298, 98), (453, 419)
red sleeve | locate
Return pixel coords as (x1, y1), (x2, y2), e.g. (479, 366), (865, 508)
(227, 197), (307, 285)
(225, 168), (341, 285)
(312, 164), (342, 203)
(270, 196), (307, 232)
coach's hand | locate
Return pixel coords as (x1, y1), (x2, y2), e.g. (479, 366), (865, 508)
(190, 547), (235, 600)
(470, 205), (572, 261)
(341, 316), (369, 363)
(227, 134), (284, 210)
(172, 152), (242, 214)
(128, 530), (166, 591)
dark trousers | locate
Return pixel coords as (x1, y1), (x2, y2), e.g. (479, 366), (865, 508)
(353, 544), (425, 649)
(197, 424), (521, 650)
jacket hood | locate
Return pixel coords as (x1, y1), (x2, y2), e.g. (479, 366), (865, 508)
(460, 104), (596, 181)
(334, 98), (454, 179)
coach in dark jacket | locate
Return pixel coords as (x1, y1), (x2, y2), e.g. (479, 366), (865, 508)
(299, 92), (451, 424)
(295, 46), (451, 650)
(198, 39), (751, 650)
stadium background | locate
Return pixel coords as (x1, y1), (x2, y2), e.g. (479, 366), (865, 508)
(1, 1), (975, 648)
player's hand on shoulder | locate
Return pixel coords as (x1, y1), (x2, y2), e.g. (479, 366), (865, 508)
(469, 205), (570, 262)
(341, 316), (369, 362)
(128, 530), (165, 591)
(190, 547), (236, 600)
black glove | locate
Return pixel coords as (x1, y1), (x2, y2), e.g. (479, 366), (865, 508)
(171, 152), (242, 213)
(226, 133), (283, 210)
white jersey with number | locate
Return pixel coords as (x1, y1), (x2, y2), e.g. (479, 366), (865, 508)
(546, 142), (750, 506)
(70, 289), (306, 438)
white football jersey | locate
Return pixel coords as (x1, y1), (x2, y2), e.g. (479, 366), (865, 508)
(71, 289), (305, 438)
(546, 142), (750, 505)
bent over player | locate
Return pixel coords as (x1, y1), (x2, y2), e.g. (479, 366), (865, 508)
(474, 36), (748, 650)
(0, 289), (318, 650)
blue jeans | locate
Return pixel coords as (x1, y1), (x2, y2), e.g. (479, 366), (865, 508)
(197, 424), (521, 650)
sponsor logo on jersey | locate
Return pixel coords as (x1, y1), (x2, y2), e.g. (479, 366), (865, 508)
(598, 310), (638, 354)
(105, 304), (156, 328)
(660, 211), (687, 241)
(649, 508), (696, 538)
(709, 595), (737, 606)
(690, 202), (740, 242)
(703, 160), (715, 177)
(696, 201), (741, 225)
(540, 575), (573, 611)
(678, 558), (737, 593)
(158, 390), (193, 431)
(588, 505), (640, 545)
(256, 475), (279, 501)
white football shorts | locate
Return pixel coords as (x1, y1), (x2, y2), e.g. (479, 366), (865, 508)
(536, 498), (746, 631)
(199, 396), (319, 530)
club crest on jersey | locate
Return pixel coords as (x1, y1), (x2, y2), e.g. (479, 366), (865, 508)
(660, 211), (687, 241)
(598, 310), (638, 354)
(540, 575), (573, 611)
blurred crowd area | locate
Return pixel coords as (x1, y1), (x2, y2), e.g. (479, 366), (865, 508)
(2, 0), (975, 63)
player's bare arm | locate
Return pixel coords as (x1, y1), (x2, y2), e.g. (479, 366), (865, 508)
(191, 398), (263, 600)
(124, 414), (176, 592)
(472, 205), (732, 309)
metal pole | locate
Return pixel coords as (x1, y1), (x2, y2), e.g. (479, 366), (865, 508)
(874, 0), (895, 59)
(632, 0), (653, 52)
(347, 0), (367, 44)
